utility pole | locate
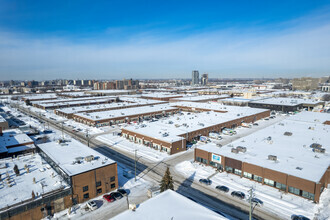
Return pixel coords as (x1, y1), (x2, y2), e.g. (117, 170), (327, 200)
(134, 149), (137, 182)
(61, 122), (64, 140)
(248, 187), (254, 220)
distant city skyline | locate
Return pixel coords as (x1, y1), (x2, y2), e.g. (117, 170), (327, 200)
(0, 0), (330, 80)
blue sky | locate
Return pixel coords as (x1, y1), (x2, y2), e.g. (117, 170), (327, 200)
(0, 0), (330, 80)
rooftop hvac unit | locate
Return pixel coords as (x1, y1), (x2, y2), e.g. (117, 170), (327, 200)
(268, 155), (277, 161)
(313, 148), (326, 153)
(231, 148), (239, 154)
(85, 155), (94, 162)
(236, 146), (247, 153)
(75, 157), (84, 164)
(310, 143), (322, 149)
(162, 132), (169, 137)
(284, 132), (292, 136)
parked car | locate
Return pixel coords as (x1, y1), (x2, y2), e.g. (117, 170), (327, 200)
(87, 200), (97, 210)
(291, 215), (310, 220)
(103, 194), (115, 202)
(110, 192), (123, 200)
(215, 185), (229, 193)
(253, 123), (259, 126)
(199, 178), (212, 185)
(251, 198), (263, 206)
(117, 189), (127, 196)
(231, 191), (245, 199)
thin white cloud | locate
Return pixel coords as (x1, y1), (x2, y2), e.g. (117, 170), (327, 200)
(0, 13), (330, 80)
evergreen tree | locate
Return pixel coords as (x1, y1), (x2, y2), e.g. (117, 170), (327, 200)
(160, 167), (174, 192)
(13, 164), (20, 176)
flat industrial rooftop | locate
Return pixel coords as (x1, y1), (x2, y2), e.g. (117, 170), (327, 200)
(198, 112), (330, 182)
(0, 154), (70, 209)
(124, 106), (268, 143)
(37, 139), (116, 176)
(249, 97), (323, 106)
(74, 104), (177, 121)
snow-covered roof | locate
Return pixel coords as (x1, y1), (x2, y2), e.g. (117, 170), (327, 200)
(198, 112), (330, 182)
(0, 129), (34, 153)
(250, 98), (324, 106)
(173, 101), (268, 115)
(124, 107), (268, 143)
(118, 97), (167, 104)
(0, 154), (70, 209)
(87, 90), (135, 94)
(112, 190), (226, 220)
(141, 93), (183, 98)
(170, 94), (229, 102)
(37, 139), (116, 176)
(32, 95), (116, 104)
(74, 104), (177, 121)
(36, 97), (116, 108)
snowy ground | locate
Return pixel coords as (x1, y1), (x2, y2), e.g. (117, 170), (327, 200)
(96, 133), (187, 162)
(49, 164), (152, 220)
(175, 161), (329, 220)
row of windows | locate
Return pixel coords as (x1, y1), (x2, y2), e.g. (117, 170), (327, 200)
(288, 186), (315, 200)
(196, 156), (208, 164)
(197, 158), (316, 201)
(82, 177), (116, 193)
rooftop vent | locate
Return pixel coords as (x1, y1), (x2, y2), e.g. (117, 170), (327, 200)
(310, 143), (322, 149)
(268, 155), (277, 161)
(236, 146), (247, 153)
(266, 136), (272, 141)
(284, 132), (292, 136)
(85, 155), (94, 162)
(231, 148), (239, 154)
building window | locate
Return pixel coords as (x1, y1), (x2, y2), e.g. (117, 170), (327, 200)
(253, 175), (262, 183)
(275, 182), (286, 191)
(243, 172), (252, 179)
(97, 188), (102, 194)
(264, 178), (275, 187)
(225, 166), (233, 173)
(83, 193), (89, 199)
(302, 191), (314, 200)
(111, 183), (116, 189)
(83, 186), (89, 192)
(234, 169), (242, 176)
(288, 186), (300, 196)
(110, 176), (116, 182)
(96, 181), (102, 187)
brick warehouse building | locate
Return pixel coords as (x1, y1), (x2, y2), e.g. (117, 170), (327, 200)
(0, 139), (118, 220)
(122, 103), (270, 155)
(194, 111), (330, 202)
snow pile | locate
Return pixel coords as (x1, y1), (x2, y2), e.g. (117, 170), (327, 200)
(112, 190), (227, 220)
(313, 188), (330, 219)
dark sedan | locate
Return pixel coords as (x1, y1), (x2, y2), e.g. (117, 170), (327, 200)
(231, 191), (245, 199)
(215, 185), (229, 193)
(199, 178), (212, 185)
